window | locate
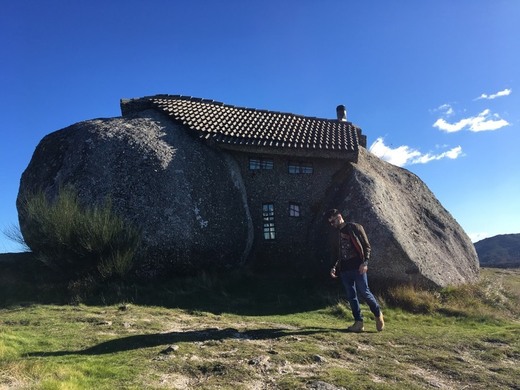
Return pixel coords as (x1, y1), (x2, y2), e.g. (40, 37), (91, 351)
(301, 164), (313, 174)
(262, 203), (276, 240)
(289, 203), (301, 217)
(288, 161), (313, 174)
(249, 157), (273, 170)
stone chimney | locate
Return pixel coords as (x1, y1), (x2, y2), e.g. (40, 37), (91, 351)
(336, 105), (347, 122)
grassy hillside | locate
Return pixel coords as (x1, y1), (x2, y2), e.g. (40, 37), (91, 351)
(475, 233), (520, 268)
(0, 256), (519, 389)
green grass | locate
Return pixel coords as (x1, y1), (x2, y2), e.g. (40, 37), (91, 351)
(1, 267), (519, 389)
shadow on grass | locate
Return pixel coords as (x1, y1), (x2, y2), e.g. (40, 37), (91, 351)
(0, 252), (342, 316)
(0, 252), (69, 306)
(26, 326), (338, 357)
(123, 270), (340, 316)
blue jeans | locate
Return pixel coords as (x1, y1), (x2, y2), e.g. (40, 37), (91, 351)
(340, 269), (381, 321)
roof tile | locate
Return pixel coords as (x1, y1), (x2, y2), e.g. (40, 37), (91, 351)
(121, 95), (364, 155)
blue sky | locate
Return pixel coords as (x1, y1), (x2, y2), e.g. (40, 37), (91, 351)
(1, 1), (519, 252)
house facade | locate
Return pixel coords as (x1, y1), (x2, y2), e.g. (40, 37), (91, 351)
(121, 95), (366, 267)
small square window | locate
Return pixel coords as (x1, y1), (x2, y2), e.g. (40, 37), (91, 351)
(261, 159), (273, 170)
(301, 165), (313, 174)
(250, 157), (273, 170)
(289, 203), (301, 217)
(249, 158), (261, 170)
(288, 161), (313, 174)
(288, 164), (299, 174)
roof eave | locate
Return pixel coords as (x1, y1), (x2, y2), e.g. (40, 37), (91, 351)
(215, 142), (359, 162)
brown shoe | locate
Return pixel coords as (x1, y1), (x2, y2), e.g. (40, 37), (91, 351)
(347, 321), (364, 333)
(376, 312), (385, 332)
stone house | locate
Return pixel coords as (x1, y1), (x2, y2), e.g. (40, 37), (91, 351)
(20, 94), (479, 285)
(121, 95), (367, 267)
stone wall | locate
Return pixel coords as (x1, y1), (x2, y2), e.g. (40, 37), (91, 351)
(228, 151), (346, 268)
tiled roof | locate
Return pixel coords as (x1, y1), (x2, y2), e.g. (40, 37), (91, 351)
(121, 95), (363, 157)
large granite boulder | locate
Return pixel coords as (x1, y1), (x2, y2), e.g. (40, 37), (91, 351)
(17, 110), (253, 277)
(324, 147), (479, 287)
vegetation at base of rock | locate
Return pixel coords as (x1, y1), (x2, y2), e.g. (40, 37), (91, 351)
(17, 187), (140, 281)
(383, 271), (519, 319)
(0, 266), (518, 389)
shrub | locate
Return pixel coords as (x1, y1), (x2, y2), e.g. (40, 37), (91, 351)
(439, 274), (519, 319)
(384, 284), (440, 314)
(381, 275), (518, 320)
(18, 186), (140, 281)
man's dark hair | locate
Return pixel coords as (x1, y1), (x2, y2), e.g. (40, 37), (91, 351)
(325, 209), (341, 220)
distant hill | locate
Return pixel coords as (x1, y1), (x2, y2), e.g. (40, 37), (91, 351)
(474, 233), (520, 268)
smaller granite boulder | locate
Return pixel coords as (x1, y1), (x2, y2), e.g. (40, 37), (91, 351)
(328, 148), (479, 287)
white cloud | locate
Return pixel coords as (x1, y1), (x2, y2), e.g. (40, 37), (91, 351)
(368, 137), (463, 167)
(430, 103), (455, 117)
(369, 138), (420, 167)
(438, 103), (454, 116)
(411, 146), (463, 164)
(475, 88), (512, 100)
(433, 109), (509, 133)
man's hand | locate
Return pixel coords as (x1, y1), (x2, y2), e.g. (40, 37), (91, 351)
(330, 267), (338, 279)
(359, 263), (368, 274)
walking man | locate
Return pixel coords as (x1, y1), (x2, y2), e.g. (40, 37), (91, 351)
(326, 209), (384, 332)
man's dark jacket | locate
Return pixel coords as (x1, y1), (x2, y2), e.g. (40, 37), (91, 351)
(333, 222), (372, 271)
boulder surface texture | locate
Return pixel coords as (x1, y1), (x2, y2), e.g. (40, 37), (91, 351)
(18, 110), (252, 277)
(18, 111), (479, 286)
(328, 148), (479, 288)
